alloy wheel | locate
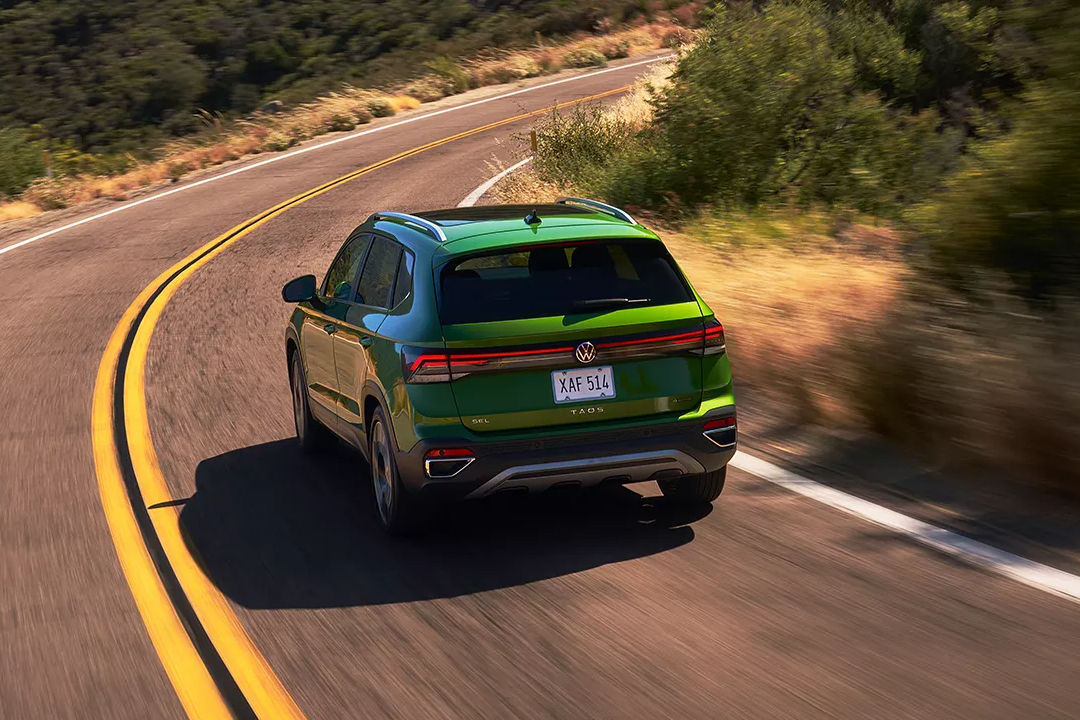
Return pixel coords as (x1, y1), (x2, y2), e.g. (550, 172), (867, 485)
(371, 419), (394, 524)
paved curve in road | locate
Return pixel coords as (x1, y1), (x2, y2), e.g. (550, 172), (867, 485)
(1, 54), (1078, 719)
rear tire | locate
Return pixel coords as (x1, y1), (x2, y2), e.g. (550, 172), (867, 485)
(368, 407), (426, 534)
(658, 466), (727, 504)
(290, 351), (331, 453)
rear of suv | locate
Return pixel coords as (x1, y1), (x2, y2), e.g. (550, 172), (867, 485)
(283, 199), (736, 532)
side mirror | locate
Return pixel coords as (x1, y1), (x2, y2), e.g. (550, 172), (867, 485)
(282, 275), (317, 303)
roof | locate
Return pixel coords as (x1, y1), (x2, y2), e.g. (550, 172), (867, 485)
(429, 203), (655, 249)
(419, 204), (634, 240)
(367, 202), (658, 258)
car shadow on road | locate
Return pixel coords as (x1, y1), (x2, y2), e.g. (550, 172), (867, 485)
(178, 438), (707, 609)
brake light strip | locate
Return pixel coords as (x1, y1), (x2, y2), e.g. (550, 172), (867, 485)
(413, 323), (721, 373)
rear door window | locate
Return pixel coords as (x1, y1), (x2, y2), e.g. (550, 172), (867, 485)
(356, 235), (403, 309)
(322, 232), (371, 300)
(439, 239), (692, 324)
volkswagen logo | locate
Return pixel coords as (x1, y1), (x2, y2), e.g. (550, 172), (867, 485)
(575, 341), (596, 364)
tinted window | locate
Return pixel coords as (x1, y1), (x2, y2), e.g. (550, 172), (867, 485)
(439, 239), (693, 324)
(356, 236), (402, 309)
(391, 250), (415, 308)
(322, 233), (370, 300)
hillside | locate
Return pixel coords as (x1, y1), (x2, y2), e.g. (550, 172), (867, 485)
(0, 0), (681, 155)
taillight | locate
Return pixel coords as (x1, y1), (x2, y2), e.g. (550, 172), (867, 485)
(402, 346), (451, 383)
(703, 414), (736, 448)
(703, 319), (726, 356)
(403, 343), (577, 382)
(424, 448), (475, 478)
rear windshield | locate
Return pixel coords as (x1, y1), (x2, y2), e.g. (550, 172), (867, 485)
(439, 239), (693, 324)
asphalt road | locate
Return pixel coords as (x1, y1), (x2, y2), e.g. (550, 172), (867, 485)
(2, 54), (1079, 719)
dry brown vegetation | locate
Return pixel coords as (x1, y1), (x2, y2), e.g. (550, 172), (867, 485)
(0, 20), (687, 225)
(662, 219), (906, 424)
(0, 200), (41, 223)
(673, 217), (1079, 495)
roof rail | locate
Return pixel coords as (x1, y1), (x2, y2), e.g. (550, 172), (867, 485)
(372, 212), (448, 242)
(554, 197), (636, 225)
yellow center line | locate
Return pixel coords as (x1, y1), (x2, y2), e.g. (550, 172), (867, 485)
(91, 84), (631, 719)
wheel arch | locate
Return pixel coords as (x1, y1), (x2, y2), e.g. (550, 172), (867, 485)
(362, 380), (399, 452)
(285, 326), (301, 368)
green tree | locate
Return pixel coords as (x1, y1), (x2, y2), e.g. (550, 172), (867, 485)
(0, 128), (45, 198)
(600, 2), (948, 212)
(921, 0), (1080, 297)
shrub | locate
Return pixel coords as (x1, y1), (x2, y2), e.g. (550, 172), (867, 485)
(0, 128), (46, 198)
(647, 4), (865, 207)
(472, 55), (544, 85)
(511, 56), (544, 79)
(167, 162), (187, 181)
(350, 105), (373, 124)
(918, 7), (1080, 299)
(423, 57), (472, 94)
(562, 46), (606, 68)
(49, 143), (131, 179)
(21, 178), (68, 210)
(263, 131), (294, 152)
(401, 76), (451, 103)
(661, 26), (695, 48)
(534, 48), (560, 74)
(530, 104), (637, 191)
(600, 39), (630, 59)
(594, 3), (951, 213)
(325, 113), (356, 132)
(366, 97), (395, 118)
(387, 95), (420, 112)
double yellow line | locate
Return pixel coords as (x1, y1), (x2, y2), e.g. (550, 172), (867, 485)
(90, 84), (630, 719)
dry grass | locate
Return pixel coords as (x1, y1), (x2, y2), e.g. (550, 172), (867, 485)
(675, 217), (1080, 494)
(0, 200), (42, 223)
(388, 95), (421, 112)
(853, 279), (1080, 494)
(0, 18), (688, 226)
(607, 60), (673, 127)
(490, 165), (563, 205)
(463, 20), (685, 86)
(662, 220), (907, 425)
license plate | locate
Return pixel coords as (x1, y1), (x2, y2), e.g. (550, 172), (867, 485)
(552, 366), (615, 404)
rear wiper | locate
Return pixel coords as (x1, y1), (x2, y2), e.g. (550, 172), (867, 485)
(570, 297), (651, 311)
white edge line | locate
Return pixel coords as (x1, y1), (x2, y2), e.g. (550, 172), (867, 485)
(729, 451), (1080, 604)
(0, 54), (673, 259)
(457, 157), (533, 207)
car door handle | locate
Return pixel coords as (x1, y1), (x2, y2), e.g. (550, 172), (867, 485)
(323, 323), (338, 335)
(359, 336), (374, 347)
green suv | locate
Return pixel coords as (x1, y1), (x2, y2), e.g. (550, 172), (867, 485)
(282, 198), (736, 532)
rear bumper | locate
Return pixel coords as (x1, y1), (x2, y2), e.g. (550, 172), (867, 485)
(396, 415), (736, 501)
